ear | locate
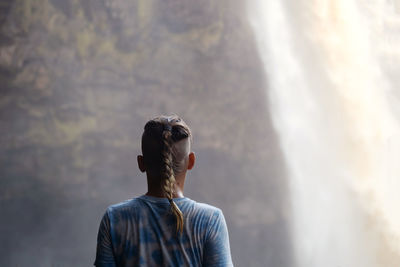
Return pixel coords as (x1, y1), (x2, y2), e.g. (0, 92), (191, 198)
(137, 155), (146, 173)
(187, 152), (195, 170)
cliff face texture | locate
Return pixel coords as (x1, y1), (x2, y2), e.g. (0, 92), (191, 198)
(0, 1), (292, 266)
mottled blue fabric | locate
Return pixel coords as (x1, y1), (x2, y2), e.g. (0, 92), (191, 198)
(95, 195), (233, 267)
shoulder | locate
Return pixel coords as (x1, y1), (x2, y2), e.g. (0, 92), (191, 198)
(184, 199), (225, 223)
(192, 201), (222, 215)
(104, 198), (144, 220)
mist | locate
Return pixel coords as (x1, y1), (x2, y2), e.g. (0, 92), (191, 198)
(2, 0), (399, 266)
(249, 0), (400, 266)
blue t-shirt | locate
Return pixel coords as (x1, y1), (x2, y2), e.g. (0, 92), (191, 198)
(95, 195), (233, 267)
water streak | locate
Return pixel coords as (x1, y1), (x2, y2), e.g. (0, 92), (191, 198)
(249, 0), (400, 266)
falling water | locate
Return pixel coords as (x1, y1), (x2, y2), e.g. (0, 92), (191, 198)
(249, 0), (400, 266)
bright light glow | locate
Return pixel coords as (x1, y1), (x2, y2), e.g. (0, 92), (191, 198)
(249, 0), (400, 266)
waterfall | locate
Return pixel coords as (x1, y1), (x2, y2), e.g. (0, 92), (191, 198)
(249, 0), (400, 266)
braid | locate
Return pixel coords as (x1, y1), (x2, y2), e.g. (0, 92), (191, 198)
(142, 115), (191, 234)
(162, 130), (184, 234)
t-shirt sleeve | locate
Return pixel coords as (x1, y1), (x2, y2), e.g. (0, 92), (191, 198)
(94, 210), (117, 267)
(203, 209), (234, 267)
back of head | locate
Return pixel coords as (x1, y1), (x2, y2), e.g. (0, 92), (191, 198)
(141, 115), (192, 233)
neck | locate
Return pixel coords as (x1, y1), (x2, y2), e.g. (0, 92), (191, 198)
(146, 173), (185, 198)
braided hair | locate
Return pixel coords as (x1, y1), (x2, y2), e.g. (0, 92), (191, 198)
(141, 115), (192, 233)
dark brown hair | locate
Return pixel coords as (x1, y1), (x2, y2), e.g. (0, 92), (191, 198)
(141, 115), (191, 233)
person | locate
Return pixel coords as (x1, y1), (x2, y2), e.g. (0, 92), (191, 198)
(94, 115), (233, 266)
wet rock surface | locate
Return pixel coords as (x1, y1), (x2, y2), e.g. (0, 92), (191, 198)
(0, 1), (292, 266)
